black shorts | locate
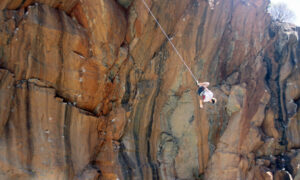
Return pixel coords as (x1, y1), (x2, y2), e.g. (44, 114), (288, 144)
(197, 86), (204, 95)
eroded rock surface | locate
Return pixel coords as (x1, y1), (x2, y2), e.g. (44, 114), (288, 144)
(0, 0), (299, 179)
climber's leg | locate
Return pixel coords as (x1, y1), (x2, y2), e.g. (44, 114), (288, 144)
(199, 98), (203, 108)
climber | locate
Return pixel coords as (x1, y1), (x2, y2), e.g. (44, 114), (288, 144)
(197, 82), (217, 108)
(140, 0), (216, 108)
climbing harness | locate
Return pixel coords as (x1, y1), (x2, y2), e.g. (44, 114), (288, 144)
(141, 0), (200, 85)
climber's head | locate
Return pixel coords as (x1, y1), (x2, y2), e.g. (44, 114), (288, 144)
(211, 98), (217, 104)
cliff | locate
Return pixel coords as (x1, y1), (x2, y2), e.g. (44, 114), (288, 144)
(0, 0), (299, 179)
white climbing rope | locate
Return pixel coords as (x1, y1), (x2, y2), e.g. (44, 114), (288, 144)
(141, 0), (200, 85)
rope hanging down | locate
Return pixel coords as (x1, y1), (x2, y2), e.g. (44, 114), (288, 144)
(141, 0), (199, 85)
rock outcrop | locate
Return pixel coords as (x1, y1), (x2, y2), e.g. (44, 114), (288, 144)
(0, 0), (299, 179)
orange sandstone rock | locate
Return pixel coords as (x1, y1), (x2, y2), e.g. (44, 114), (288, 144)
(0, 0), (299, 179)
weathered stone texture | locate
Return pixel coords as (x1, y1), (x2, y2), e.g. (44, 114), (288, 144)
(0, 0), (79, 12)
(0, 0), (299, 180)
(0, 76), (105, 179)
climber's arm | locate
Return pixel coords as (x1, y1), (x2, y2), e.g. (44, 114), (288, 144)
(197, 82), (210, 88)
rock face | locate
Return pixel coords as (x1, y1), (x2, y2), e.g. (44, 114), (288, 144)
(0, 0), (299, 179)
